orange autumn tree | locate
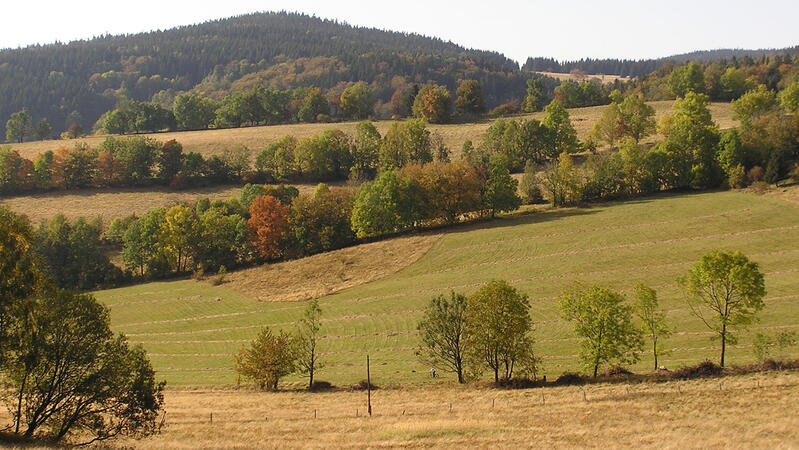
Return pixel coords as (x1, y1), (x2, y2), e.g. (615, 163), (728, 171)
(248, 195), (290, 260)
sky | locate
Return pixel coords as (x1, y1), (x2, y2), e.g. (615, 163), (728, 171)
(3, 0), (798, 63)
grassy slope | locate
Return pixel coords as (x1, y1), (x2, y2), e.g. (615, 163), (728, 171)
(94, 189), (799, 386)
(8, 101), (736, 161)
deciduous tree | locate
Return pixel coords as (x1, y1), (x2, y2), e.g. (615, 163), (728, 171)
(464, 280), (535, 383)
(247, 195), (290, 260)
(235, 327), (296, 391)
(559, 284), (643, 377)
(296, 299), (324, 389)
(417, 291), (469, 383)
(634, 284), (671, 370)
(678, 250), (766, 367)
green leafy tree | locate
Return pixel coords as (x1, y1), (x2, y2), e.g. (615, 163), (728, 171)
(778, 81), (799, 112)
(256, 135), (298, 181)
(657, 92), (721, 188)
(678, 250), (766, 367)
(339, 82), (375, 119)
(522, 78), (545, 113)
(295, 299), (323, 389)
(412, 84), (452, 124)
(289, 185), (355, 256)
(297, 88), (330, 123)
(34, 118), (52, 140)
(195, 209), (246, 272)
(4, 289), (164, 444)
(634, 284), (671, 370)
(158, 205), (199, 273)
(483, 154), (521, 217)
(234, 327), (296, 391)
(6, 109), (33, 143)
(379, 119), (432, 170)
(454, 80), (486, 116)
(618, 94), (656, 143)
(590, 102), (623, 148)
(719, 67), (754, 100)
(157, 139), (183, 183)
(542, 99), (579, 155)
(539, 151), (581, 207)
(559, 284), (643, 377)
(122, 209), (165, 278)
(668, 61), (705, 97)
(0, 207), (40, 366)
(463, 280), (535, 383)
(173, 93), (218, 130)
(295, 130), (353, 180)
(732, 85), (777, 126)
(417, 291), (469, 383)
(350, 121), (381, 180)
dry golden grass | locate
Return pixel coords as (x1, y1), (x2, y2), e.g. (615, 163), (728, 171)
(7, 102), (736, 161)
(111, 371), (799, 448)
(0, 184), (324, 224)
(765, 184), (799, 206)
(222, 232), (442, 302)
(534, 71), (631, 83)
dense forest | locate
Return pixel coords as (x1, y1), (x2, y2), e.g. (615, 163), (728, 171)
(523, 46), (799, 78)
(0, 11), (529, 138)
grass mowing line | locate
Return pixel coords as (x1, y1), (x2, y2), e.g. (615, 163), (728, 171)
(115, 302), (309, 328)
(107, 295), (203, 309)
(419, 226), (799, 276)
(448, 207), (753, 252)
(348, 258), (786, 305)
(131, 330), (421, 345)
(122, 265), (796, 339)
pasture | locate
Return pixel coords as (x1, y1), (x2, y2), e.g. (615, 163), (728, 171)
(94, 189), (799, 387)
(118, 371), (799, 448)
(7, 101), (736, 161)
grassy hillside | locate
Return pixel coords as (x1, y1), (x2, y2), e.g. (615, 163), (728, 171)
(94, 189), (799, 386)
(7, 101), (737, 162)
(109, 372), (799, 448)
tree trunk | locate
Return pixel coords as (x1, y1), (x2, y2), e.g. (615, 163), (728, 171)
(720, 324), (727, 368)
(653, 337), (658, 371)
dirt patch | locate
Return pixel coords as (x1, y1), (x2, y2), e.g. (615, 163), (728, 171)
(222, 233), (442, 302)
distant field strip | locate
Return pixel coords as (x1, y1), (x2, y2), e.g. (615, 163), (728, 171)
(96, 190), (799, 385)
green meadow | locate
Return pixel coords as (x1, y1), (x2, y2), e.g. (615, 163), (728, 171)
(94, 190), (799, 386)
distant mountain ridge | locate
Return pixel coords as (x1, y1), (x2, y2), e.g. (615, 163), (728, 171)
(0, 11), (526, 137)
(523, 46), (799, 78)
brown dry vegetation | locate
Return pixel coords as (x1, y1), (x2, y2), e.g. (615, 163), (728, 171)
(7, 102), (736, 161)
(0, 183), (326, 224)
(535, 71), (631, 83)
(222, 233), (442, 302)
(111, 371), (799, 448)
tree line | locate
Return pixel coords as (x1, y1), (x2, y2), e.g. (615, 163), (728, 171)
(233, 248), (772, 390)
(415, 249), (767, 384)
(521, 81), (799, 207)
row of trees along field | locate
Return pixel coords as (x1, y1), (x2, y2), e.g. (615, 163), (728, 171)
(517, 82), (799, 207)
(232, 249), (789, 391)
(0, 96), (581, 195)
(0, 207), (164, 444)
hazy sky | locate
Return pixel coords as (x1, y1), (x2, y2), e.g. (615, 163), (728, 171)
(3, 0), (798, 63)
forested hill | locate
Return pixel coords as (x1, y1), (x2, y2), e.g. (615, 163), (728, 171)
(523, 46), (799, 78)
(0, 11), (526, 137)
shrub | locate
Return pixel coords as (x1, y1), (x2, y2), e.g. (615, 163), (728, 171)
(553, 372), (585, 386)
(349, 380), (379, 391)
(670, 361), (723, 380)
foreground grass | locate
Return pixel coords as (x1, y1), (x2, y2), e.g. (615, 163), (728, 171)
(93, 189), (799, 386)
(114, 370), (799, 448)
(8, 101), (736, 161)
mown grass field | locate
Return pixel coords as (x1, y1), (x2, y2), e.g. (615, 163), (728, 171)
(116, 371), (799, 448)
(0, 183), (329, 224)
(8, 101), (736, 161)
(94, 189), (799, 387)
